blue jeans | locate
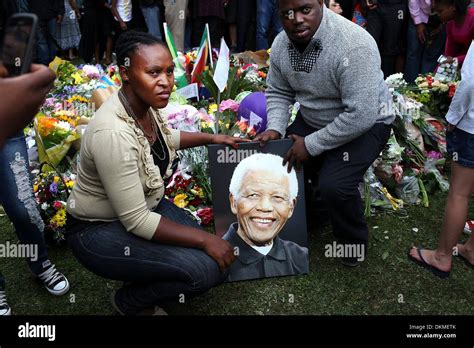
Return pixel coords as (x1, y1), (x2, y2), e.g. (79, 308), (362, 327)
(404, 19), (446, 83)
(0, 134), (49, 275)
(256, 0), (283, 50)
(66, 199), (227, 314)
(36, 18), (58, 65)
(140, 5), (163, 40)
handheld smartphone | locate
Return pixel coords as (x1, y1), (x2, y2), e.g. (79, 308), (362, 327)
(0, 13), (38, 76)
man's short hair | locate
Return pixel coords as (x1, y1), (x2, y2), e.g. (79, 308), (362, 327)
(229, 153), (299, 200)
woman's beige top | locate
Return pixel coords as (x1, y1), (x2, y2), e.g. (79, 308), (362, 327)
(67, 91), (181, 240)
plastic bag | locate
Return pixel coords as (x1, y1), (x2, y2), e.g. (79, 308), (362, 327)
(396, 176), (421, 205)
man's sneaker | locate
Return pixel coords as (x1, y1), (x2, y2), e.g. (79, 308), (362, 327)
(37, 261), (70, 296)
(0, 284), (11, 316)
(111, 290), (168, 316)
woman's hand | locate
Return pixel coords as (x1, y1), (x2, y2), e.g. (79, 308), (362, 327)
(202, 234), (236, 272)
(212, 134), (251, 148)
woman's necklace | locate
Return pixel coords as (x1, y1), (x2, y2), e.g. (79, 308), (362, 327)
(118, 89), (167, 161)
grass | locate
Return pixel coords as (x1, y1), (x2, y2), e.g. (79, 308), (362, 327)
(1, 191), (473, 315)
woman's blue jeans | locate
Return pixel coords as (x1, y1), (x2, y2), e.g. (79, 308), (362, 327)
(66, 199), (227, 314)
(140, 5), (163, 40)
(256, 0), (283, 50)
(0, 133), (49, 275)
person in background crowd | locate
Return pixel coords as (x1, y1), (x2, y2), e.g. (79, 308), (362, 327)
(338, 0), (355, 19)
(0, 0), (18, 39)
(434, 0), (473, 67)
(256, 0), (283, 50)
(408, 41), (474, 278)
(365, 0), (408, 77)
(405, 0), (446, 83)
(139, 0), (162, 40)
(225, 0), (238, 51)
(0, 63), (70, 316)
(236, 0), (256, 52)
(112, 0), (133, 34)
(28, 0), (65, 65)
(55, 0), (82, 60)
(97, 0), (115, 65)
(324, 0), (344, 14)
(190, 0), (226, 48)
(164, 0), (188, 52)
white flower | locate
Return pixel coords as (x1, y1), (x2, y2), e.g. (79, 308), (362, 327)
(56, 121), (73, 132)
(41, 203), (48, 210)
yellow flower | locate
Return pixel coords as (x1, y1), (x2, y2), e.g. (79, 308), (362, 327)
(71, 72), (83, 85)
(66, 181), (74, 189)
(33, 184), (39, 193)
(208, 103), (218, 114)
(53, 176), (60, 183)
(50, 208), (67, 228)
(173, 194), (188, 209)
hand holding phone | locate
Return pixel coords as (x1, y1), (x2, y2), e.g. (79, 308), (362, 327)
(0, 13), (38, 77)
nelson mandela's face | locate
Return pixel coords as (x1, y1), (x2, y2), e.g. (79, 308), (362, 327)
(230, 169), (296, 247)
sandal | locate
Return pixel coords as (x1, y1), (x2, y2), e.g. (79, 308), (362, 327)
(407, 247), (450, 279)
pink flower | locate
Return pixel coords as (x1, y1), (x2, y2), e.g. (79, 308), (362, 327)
(220, 99), (240, 113)
(427, 151), (443, 160)
(53, 201), (62, 210)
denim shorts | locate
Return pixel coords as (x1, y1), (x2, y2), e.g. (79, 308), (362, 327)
(446, 128), (474, 168)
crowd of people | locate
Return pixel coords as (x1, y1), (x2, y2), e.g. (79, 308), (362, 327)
(0, 0), (472, 79)
(0, 0), (473, 317)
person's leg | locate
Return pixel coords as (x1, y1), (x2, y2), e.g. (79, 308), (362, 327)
(420, 26), (446, 74)
(409, 162), (474, 271)
(0, 134), (69, 295)
(379, 3), (406, 77)
(270, 0), (283, 40)
(36, 20), (50, 65)
(255, 0), (272, 50)
(404, 18), (423, 83)
(140, 5), (163, 40)
(67, 199), (225, 314)
(165, 0), (188, 52)
(318, 123), (392, 258)
(237, 0), (255, 52)
(46, 17), (58, 63)
(366, 7), (383, 47)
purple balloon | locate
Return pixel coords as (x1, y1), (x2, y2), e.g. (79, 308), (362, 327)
(237, 92), (267, 133)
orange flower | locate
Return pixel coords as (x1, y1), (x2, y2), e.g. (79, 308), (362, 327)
(38, 116), (58, 137)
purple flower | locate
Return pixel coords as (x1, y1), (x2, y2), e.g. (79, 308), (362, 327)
(49, 183), (58, 194)
(427, 151), (443, 160)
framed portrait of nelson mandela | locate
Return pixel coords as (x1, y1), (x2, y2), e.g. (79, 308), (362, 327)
(208, 139), (309, 282)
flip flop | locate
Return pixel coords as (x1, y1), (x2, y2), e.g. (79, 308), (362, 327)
(407, 247), (450, 279)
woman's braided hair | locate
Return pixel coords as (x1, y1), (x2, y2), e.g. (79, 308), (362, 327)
(115, 30), (168, 67)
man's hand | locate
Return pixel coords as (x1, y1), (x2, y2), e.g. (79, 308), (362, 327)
(56, 14), (63, 24)
(213, 134), (251, 148)
(254, 130), (281, 147)
(202, 234), (235, 272)
(283, 134), (310, 173)
(416, 23), (426, 44)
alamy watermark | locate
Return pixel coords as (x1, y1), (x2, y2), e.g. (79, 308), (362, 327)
(0, 241), (38, 261)
(324, 242), (365, 262)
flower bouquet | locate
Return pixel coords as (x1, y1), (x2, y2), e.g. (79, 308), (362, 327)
(33, 169), (76, 246)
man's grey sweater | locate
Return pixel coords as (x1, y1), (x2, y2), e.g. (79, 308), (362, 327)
(266, 6), (395, 157)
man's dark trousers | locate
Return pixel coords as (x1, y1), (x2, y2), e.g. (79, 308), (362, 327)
(286, 112), (392, 253)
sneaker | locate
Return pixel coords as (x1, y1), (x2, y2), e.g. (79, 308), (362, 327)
(464, 220), (473, 235)
(37, 261), (70, 296)
(0, 284), (11, 316)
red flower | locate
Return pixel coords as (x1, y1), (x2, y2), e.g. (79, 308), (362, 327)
(448, 84), (456, 98)
(189, 197), (203, 206)
(197, 208), (214, 226)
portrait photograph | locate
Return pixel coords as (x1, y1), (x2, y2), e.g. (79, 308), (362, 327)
(208, 139), (309, 282)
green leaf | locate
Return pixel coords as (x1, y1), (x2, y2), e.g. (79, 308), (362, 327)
(382, 251), (389, 260)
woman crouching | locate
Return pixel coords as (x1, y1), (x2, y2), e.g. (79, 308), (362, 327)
(66, 30), (246, 315)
